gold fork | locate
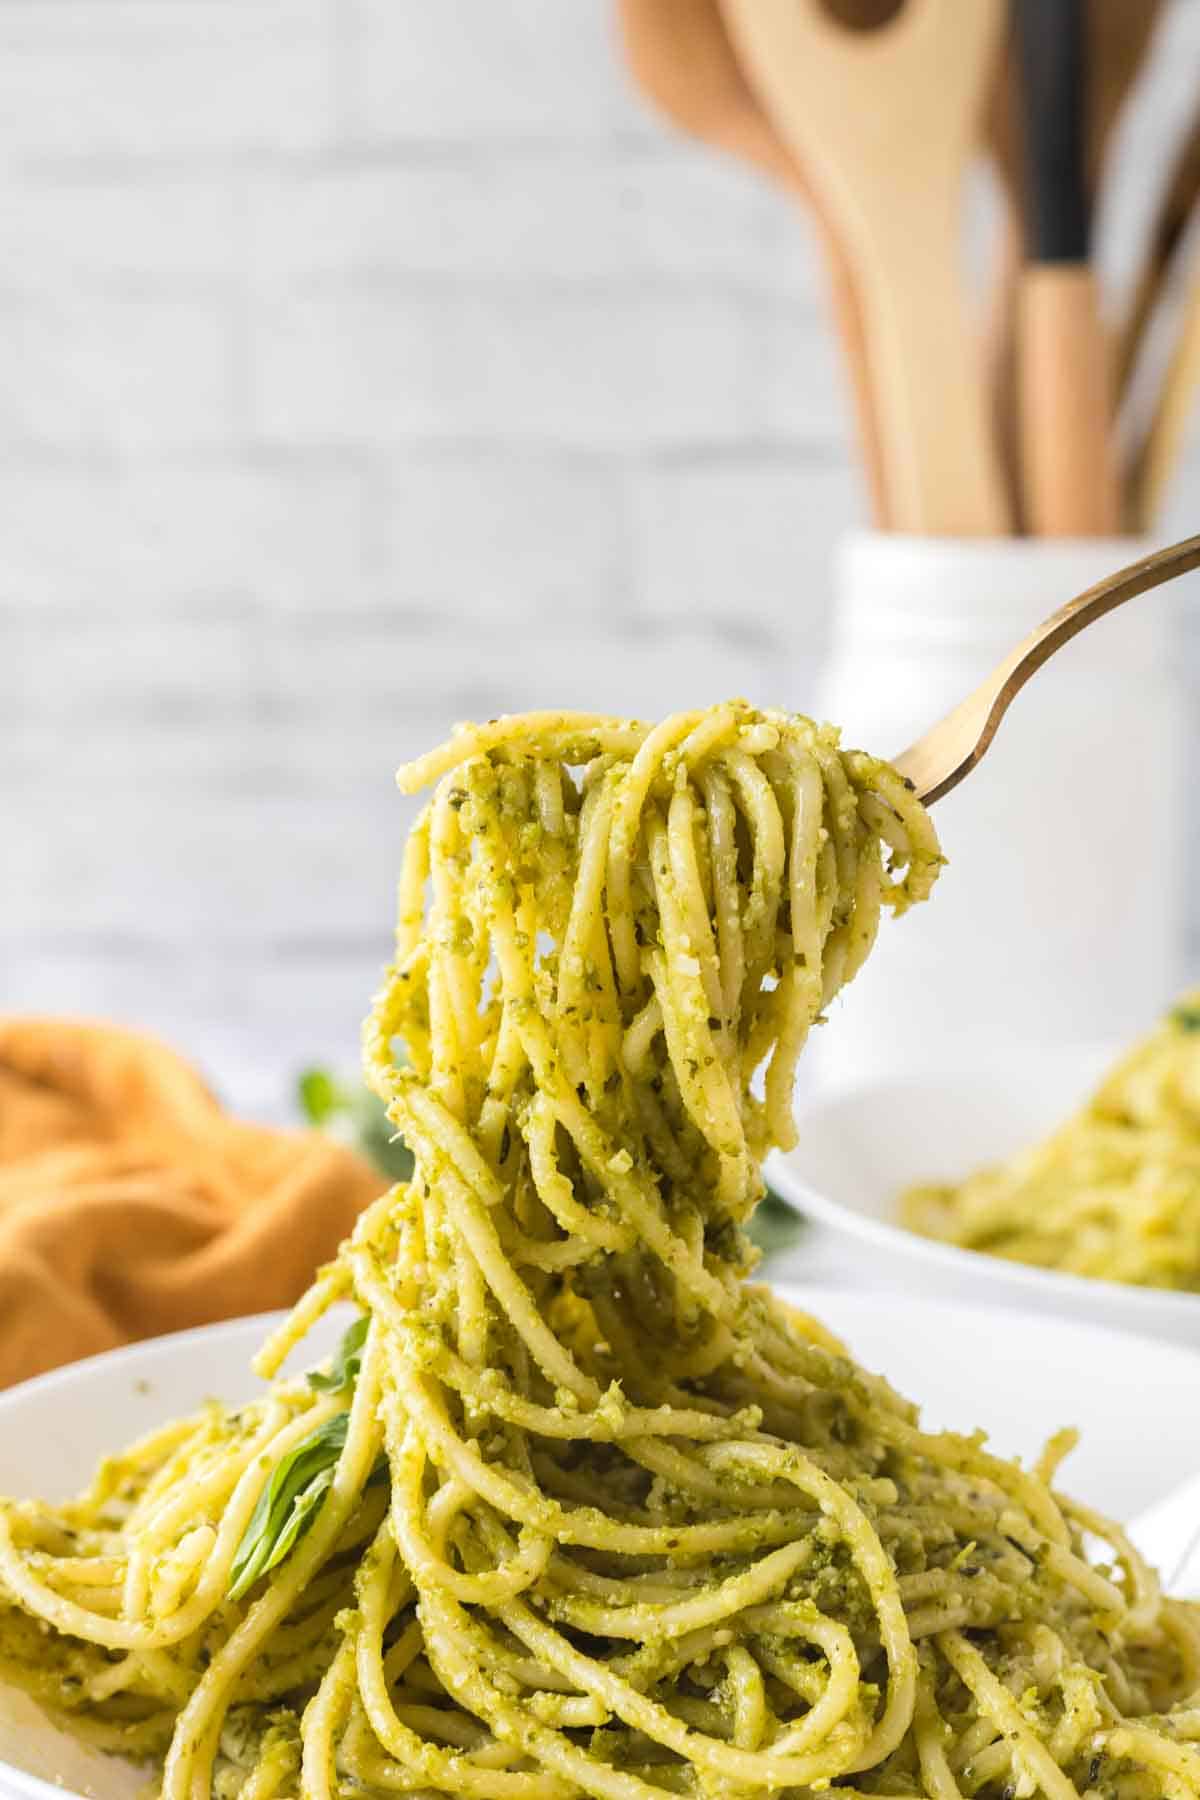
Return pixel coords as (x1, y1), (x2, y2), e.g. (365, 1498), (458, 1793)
(894, 534), (1200, 805)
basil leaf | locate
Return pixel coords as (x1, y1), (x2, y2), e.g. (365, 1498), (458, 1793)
(1172, 1005), (1200, 1033)
(747, 1186), (808, 1262)
(228, 1413), (350, 1601)
(308, 1315), (370, 1394)
(266, 1463), (337, 1571)
(296, 1068), (349, 1127)
(296, 1066), (415, 1183)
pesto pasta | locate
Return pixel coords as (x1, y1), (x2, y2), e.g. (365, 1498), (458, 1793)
(903, 995), (1200, 1290)
(1, 704), (1197, 1800)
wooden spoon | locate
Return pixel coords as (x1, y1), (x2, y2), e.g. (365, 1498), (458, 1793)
(616, 0), (890, 523)
(894, 533), (1200, 804)
(719, 0), (1012, 536)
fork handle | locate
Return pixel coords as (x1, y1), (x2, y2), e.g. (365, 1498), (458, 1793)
(894, 532), (1200, 803)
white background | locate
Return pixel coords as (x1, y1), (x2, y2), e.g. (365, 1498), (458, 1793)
(3, 0), (1200, 1116)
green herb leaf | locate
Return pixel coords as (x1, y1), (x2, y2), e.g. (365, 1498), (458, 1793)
(1172, 1006), (1200, 1034)
(228, 1412), (351, 1601)
(265, 1463), (336, 1570)
(747, 1186), (807, 1262)
(307, 1315), (370, 1394)
(296, 1068), (350, 1128)
(354, 1107), (416, 1183)
(296, 1066), (415, 1183)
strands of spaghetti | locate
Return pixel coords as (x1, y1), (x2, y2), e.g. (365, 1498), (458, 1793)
(1, 704), (1198, 1800)
(904, 993), (1200, 1290)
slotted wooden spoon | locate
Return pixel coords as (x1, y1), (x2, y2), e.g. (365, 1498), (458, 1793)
(894, 533), (1200, 804)
(616, 0), (889, 523)
(719, 0), (1011, 535)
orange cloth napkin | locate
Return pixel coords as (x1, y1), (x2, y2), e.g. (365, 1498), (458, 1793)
(0, 1018), (387, 1390)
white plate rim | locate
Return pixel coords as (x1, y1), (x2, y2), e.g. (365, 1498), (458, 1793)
(5, 1286), (1199, 1419)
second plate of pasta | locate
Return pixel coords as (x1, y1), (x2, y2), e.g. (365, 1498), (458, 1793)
(771, 1040), (1200, 1344)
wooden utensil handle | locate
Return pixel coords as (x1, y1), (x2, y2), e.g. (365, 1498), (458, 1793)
(1117, 95), (1200, 399)
(1018, 267), (1120, 535)
(796, 187), (891, 527)
(1131, 266), (1200, 530)
(852, 201), (1011, 535)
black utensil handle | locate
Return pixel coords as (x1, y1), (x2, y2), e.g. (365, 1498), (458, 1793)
(1013, 0), (1090, 262)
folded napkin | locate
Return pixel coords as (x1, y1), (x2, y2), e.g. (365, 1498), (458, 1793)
(0, 1018), (387, 1390)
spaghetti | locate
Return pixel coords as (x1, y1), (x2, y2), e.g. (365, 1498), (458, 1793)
(0, 704), (1196, 1800)
(903, 993), (1200, 1289)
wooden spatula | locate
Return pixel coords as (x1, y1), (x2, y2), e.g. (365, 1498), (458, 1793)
(718, 0), (1011, 536)
(1130, 263), (1200, 528)
(1087, 2), (1165, 190)
(616, 0), (889, 524)
(1118, 100), (1200, 401)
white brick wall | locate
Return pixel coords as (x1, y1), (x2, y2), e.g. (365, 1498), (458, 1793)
(0, 2), (337, 161)
(2, 0), (1200, 1118)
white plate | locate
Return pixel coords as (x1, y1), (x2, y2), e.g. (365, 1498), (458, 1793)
(2, 1293), (1199, 1799)
(769, 1044), (1200, 1346)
